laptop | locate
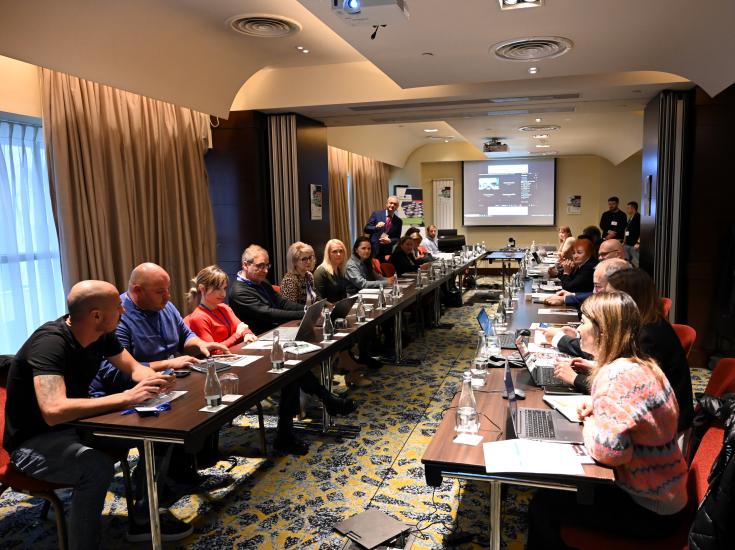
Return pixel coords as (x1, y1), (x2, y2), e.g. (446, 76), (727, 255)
(331, 295), (359, 321)
(504, 362), (584, 444)
(259, 299), (327, 341)
(515, 336), (571, 388)
(476, 307), (516, 349)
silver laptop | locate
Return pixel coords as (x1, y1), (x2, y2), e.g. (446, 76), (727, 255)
(259, 299), (327, 341)
(515, 336), (570, 388)
(504, 362), (583, 444)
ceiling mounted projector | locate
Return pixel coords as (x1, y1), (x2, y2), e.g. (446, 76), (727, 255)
(331, 0), (409, 27)
(483, 138), (509, 153)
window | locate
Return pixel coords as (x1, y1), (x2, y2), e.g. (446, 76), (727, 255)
(0, 115), (65, 353)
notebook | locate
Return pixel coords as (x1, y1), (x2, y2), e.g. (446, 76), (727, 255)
(504, 362), (583, 444)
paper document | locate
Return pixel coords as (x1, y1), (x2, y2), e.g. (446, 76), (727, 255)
(136, 390), (187, 408)
(528, 342), (558, 354)
(538, 308), (579, 316)
(542, 394), (592, 423)
(227, 355), (260, 367)
(358, 289), (381, 295)
(243, 340), (274, 350)
(482, 439), (585, 475)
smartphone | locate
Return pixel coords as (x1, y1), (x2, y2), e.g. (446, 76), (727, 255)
(161, 368), (175, 376)
(174, 369), (191, 378)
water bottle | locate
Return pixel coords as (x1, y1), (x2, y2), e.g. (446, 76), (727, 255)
(455, 371), (479, 434)
(530, 240), (537, 255)
(355, 295), (366, 322)
(415, 268), (422, 289)
(475, 330), (488, 359)
(323, 307), (334, 340)
(392, 281), (401, 299)
(377, 284), (386, 309)
(271, 329), (285, 371)
(204, 357), (222, 407)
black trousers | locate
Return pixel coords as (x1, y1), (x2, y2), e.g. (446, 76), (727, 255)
(277, 371), (327, 432)
(526, 484), (688, 549)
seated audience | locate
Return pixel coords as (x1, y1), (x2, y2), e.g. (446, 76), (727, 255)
(229, 244), (358, 454)
(280, 241), (318, 306)
(597, 238), (625, 261)
(421, 224), (440, 256)
(389, 235), (428, 276)
(229, 245), (304, 336)
(544, 258), (630, 309)
(405, 227), (430, 261)
(527, 291), (688, 548)
(558, 238), (597, 293)
(4, 280), (182, 547)
(364, 195), (402, 259)
(313, 239), (350, 304)
(345, 236), (394, 294)
(185, 265), (257, 347)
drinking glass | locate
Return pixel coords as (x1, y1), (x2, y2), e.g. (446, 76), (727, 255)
(220, 373), (239, 396)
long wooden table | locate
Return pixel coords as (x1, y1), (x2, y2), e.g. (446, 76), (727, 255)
(421, 280), (615, 550)
(73, 251), (487, 548)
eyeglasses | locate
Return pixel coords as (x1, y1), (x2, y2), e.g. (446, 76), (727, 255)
(247, 261), (271, 271)
(299, 256), (314, 263)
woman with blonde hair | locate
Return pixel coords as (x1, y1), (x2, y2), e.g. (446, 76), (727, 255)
(557, 226), (573, 252)
(280, 241), (318, 305)
(527, 291), (688, 548)
(313, 239), (349, 304)
(185, 265), (257, 347)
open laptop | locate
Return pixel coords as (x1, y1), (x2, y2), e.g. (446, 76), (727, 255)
(515, 336), (572, 389)
(331, 294), (359, 321)
(504, 362), (584, 444)
(259, 299), (327, 341)
(476, 307), (516, 349)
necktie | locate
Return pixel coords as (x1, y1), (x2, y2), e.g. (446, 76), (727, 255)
(385, 215), (392, 232)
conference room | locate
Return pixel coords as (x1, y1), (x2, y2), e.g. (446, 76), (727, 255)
(2, 1), (735, 548)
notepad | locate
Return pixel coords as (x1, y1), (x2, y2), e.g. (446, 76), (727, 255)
(482, 439), (585, 475)
(542, 394), (592, 423)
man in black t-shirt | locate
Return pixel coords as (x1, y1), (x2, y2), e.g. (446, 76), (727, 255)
(4, 280), (172, 550)
(599, 196), (628, 241)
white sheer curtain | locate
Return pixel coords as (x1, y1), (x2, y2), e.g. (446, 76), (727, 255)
(0, 118), (65, 353)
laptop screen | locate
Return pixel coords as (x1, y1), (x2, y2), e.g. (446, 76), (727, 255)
(515, 336), (530, 361)
(476, 308), (495, 337)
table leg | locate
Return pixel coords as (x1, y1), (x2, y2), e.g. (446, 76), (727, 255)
(143, 439), (162, 550)
(394, 310), (403, 362)
(321, 358), (332, 431)
(489, 480), (502, 550)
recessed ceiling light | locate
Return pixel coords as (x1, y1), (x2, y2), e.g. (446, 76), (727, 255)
(499, 0), (543, 10)
(301, 49), (310, 54)
(296, 46), (304, 50)
(532, 134), (549, 139)
(444, 139), (450, 143)
(424, 128), (439, 133)
(535, 117), (542, 122)
(528, 67), (538, 75)
(536, 144), (551, 148)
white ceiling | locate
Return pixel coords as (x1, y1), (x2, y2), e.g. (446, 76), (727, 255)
(1, 0), (733, 166)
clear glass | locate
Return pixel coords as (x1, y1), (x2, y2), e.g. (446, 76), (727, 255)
(355, 295), (366, 322)
(322, 307), (334, 340)
(271, 329), (285, 372)
(219, 373), (239, 396)
(455, 371), (479, 433)
(486, 335), (501, 357)
(470, 357), (488, 387)
(204, 358), (222, 407)
(363, 303), (374, 319)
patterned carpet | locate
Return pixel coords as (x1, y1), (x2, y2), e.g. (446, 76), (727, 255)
(0, 291), (712, 549)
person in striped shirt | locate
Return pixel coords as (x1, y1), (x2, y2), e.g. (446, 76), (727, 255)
(526, 291), (688, 549)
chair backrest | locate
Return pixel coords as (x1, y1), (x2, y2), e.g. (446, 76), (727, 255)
(672, 323), (697, 358)
(661, 297), (672, 319)
(705, 358), (735, 397)
(380, 263), (396, 278)
(371, 258), (382, 276)
(0, 357), (11, 470)
(687, 425), (724, 511)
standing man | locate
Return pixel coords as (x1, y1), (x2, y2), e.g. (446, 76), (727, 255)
(624, 201), (641, 267)
(4, 281), (175, 549)
(599, 196), (628, 241)
(421, 224), (440, 256)
(364, 196), (403, 259)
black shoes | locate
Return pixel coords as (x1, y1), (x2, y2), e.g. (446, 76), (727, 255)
(323, 394), (358, 417)
(274, 434), (310, 456)
(126, 511), (193, 542)
(361, 356), (383, 370)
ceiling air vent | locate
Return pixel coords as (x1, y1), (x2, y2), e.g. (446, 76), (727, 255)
(491, 36), (573, 61)
(228, 15), (302, 38)
(518, 124), (561, 132)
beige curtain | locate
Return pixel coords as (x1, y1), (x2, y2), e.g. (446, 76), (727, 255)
(41, 68), (216, 311)
(328, 146), (351, 247)
(352, 152), (390, 237)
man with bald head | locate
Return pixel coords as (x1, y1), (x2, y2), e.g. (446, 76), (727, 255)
(4, 280), (173, 550)
(597, 238), (625, 261)
(364, 195), (403, 258)
(90, 262), (226, 397)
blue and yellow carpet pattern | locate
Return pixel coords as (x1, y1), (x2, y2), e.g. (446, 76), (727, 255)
(0, 293), (713, 549)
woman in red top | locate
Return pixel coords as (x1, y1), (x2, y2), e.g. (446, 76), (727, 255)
(185, 265), (257, 347)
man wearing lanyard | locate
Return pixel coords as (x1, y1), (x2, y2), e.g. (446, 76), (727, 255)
(364, 195), (403, 259)
(229, 244), (358, 455)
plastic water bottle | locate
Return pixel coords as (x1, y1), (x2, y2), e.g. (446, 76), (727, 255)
(476, 330), (488, 359)
(271, 329), (285, 371)
(415, 268), (422, 289)
(204, 358), (222, 407)
(392, 281), (401, 299)
(323, 307), (334, 340)
(455, 371), (479, 434)
(377, 284), (386, 309)
(356, 295), (366, 322)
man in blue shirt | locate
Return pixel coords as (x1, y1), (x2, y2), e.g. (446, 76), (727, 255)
(90, 263), (226, 396)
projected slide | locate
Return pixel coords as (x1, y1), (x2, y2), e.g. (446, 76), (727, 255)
(463, 158), (556, 226)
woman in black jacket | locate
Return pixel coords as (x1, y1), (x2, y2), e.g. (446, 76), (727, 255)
(559, 238), (597, 292)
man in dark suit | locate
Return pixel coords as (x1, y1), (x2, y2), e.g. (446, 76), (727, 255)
(229, 244), (357, 455)
(364, 196), (402, 259)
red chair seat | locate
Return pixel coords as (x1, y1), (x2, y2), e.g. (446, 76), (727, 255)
(0, 460), (69, 493)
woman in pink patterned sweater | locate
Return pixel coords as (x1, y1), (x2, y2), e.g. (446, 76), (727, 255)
(526, 291), (689, 549)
